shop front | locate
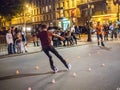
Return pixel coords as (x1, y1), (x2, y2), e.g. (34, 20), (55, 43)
(91, 14), (117, 24)
(58, 17), (70, 31)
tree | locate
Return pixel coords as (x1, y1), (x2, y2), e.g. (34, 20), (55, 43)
(0, 0), (24, 22)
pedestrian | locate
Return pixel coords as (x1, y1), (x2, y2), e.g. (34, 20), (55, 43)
(15, 32), (22, 53)
(96, 22), (105, 46)
(60, 30), (66, 46)
(52, 31), (59, 47)
(11, 27), (16, 54)
(118, 24), (120, 39)
(21, 29), (28, 53)
(71, 30), (77, 45)
(109, 23), (118, 40)
(31, 28), (39, 47)
(103, 24), (109, 41)
(6, 29), (14, 54)
(38, 24), (71, 73)
(66, 30), (73, 46)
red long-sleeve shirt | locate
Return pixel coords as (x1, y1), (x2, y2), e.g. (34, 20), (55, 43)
(38, 31), (52, 48)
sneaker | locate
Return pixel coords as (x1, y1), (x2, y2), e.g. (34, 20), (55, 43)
(98, 42), (100, 46)
(25, 50), (28, 53)
(101, 42), (105, 47)
(98, 44), (101, 47)
(67, 63), (71, 70)
(53, 67), (58, 73)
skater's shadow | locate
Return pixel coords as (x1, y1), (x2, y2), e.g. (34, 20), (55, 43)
(99, 46), (112, 51)
(0, 70), (67, 81)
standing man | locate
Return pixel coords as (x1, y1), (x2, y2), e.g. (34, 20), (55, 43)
(21, 29), (28, 53)
(118, 24), (120, 39)
(96, 22), (105, 46)
(6, 30), (14, 54)
(31, 28), (39, 47)
(38, 24), (71, 73)
(11, 27), (16, 54)
(109, 23), (118, 40)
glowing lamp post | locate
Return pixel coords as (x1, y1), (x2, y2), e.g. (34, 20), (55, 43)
(23, 4), (32, 32)
(87, 3), (94, 42)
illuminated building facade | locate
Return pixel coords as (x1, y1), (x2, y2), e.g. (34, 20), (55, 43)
(10, 0), (119, 31)
(55, 0), (80, 30)
(11, 0), (80, 31)
(11, 0), (56, 30)
(77, 0), (119, 25)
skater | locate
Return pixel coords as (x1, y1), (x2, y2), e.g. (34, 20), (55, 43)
(38, 24), (71, 73)
(96, 22), (105, 46)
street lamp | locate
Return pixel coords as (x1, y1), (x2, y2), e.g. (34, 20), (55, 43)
(23, 4), (32, 32)
(87, 2), (94, 42)
(113, 0), (120, 21)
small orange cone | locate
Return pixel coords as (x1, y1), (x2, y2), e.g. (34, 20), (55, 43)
(35, 65), (39, 70)
(88, 68), (92, 72)
(28, 87), (32, 90)
(73, 72), (77, 77)
(16, 70), (20, 75)
(51, 79), (56, 84)
(101, 63), (105, 67)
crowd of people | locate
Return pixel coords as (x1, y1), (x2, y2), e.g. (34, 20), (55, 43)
(51, 29), (78, 47)
(96, 22), (120, 46)
(0, 21), (120, 55)
(1, 27), (27, 54)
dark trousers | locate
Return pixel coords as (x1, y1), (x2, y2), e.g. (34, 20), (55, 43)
(97, 34), (103, 40)
(43, 46), (68, 70)
(111, 31), (117, 39)
(8, 43), (13, 54)
(97, 34), (104, 46)
(33, 41), (39, 46)
(13, 43), (16, 53)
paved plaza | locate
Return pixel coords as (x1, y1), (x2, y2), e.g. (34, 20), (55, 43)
(0, 40), (120, 90)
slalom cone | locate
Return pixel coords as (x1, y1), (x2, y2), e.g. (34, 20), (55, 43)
(16, 70), (20, 75)
(35, 65), (39, 70)
(101, 63), (105, 67)
(51, 79), (56, 84)
(88, 68), (92, 72)
(73, 72), (77, 77)
(28, 87), (32, 90)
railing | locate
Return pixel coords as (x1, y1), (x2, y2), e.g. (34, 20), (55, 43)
(0, 34), (94, 56)
(0, 34), (33, 56)
(0, 35), (8, 55)
(0, 35), (6, 44)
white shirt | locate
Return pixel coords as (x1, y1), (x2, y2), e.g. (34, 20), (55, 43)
(6, 33), (13, 44)
(109, 25), (114, 31)
(71, 26), (75, 32)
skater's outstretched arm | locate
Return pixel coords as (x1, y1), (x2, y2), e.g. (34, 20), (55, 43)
(52, 33), (65, 41)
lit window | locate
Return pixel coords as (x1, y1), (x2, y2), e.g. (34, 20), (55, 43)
(66, 1), (69, 8)
(56, 3), (59, 9)
(72, 0), (74, 7)
(43, 7), (45, 13)
(49, 5), (52, 11)
(46, 6), (48, 12)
